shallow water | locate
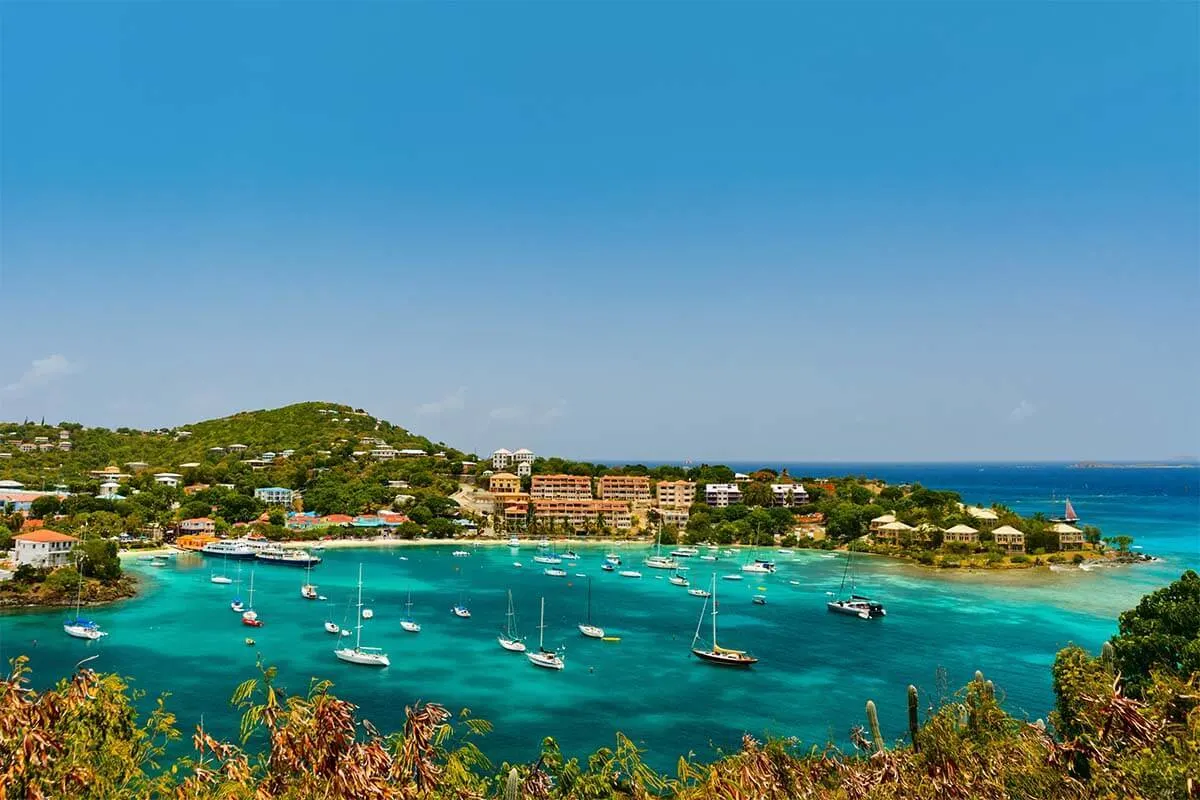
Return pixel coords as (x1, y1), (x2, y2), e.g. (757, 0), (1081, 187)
(2, 464), (1196, 772)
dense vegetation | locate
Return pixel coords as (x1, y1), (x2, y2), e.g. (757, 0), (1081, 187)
(2, 571), (1196, 798)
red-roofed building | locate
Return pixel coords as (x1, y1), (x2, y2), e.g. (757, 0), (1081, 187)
(320, 514), (353, 527)
(14, 530), (78, 567)
(180, 517), (216, 534)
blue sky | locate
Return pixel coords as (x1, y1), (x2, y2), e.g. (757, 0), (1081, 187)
(2, 2), (1197, 461)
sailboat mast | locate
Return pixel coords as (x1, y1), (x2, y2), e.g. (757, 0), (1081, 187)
(711, 575), (718, 647)
(355, 565), (364, 651)
(586, 578), (592, 624)
(538, 597), (546, 649)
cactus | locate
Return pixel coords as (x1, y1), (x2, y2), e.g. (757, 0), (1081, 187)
(503, 767), (520, 800)
(907, 685), (920, 752)
(866, 700), (884, 754)
(974, 669), (984, 684)
(985, 680), (995, 701)
(1100, 641), (1115, 665)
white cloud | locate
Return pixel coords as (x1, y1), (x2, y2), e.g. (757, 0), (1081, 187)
(3, 354), (77, 394)
(539, 400), (566, 424)
(415, 387), (466, 415)
(488, 406), (526, 422)
(1008, 400), (1036, 423)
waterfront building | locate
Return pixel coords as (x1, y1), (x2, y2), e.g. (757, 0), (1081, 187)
(1050, 522), (1085, 549)
(869, 513), (897, 532)
(508, 498), (632, 531)
(597, 475), (652, 502)
(704, 483), (742, 507)
(660, 507), (690, 530)
(180, 517), (216, 534)
(873, 520), (914, 545)
(531, 474), (592, 500)
(489, 472), (521, 495)
(655, 480), (696, 509)
(175, 533), (218, 551)
(943, 524), (980, 544)
(13, 530), (78, 568)
(966, 506), (1000, 530)
(254, 487), (294, 505)
(992, 524), (1026, 554)
(770, 483), (809, 506)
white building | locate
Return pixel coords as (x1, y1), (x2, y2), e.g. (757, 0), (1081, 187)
(492, 448), (513, 469)
(770, 483), (809, 506)
(512, 448), (534, 466)
(13, 530), (78, 568)
(516, 461), (532, 477)
(398, 449), (427, 457)
(371, 446), (399, 460)
(705, 483), (743, 507)
(98, 481), (122, 499)
(254, 487), (294, 505)
(153, 472), (183, 488)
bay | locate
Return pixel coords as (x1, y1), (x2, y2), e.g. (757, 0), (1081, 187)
(1, 463), (1195, 772)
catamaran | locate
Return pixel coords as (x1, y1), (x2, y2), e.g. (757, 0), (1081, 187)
(526, 597), (565, 670)
(644, 530), (678, 570)
(334, 565), (390, 666)
(690, 575), (757, 667)
(63, 564), (107, 640)
(241, 571), (263, 627)
(210, 555), (233, 584)
(741, 557), (777, 574)
(826, 543), (886, 619)
(577, 577), (605, 638)
(498, 589), (526, 652)
(401, 591), (421, 633)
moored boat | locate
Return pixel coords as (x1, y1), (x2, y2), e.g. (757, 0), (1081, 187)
(498, 589), (526, 652)
(334, 565), (390, 666)
(201, 540), (258, 559)
(577, 577), (605, 639)
(256, 546), (322, 568)
(543, 567), (567, 577)
(526, 597), (565, 670)
(690, 575), (757, 667)
(619, 570), (642, 578)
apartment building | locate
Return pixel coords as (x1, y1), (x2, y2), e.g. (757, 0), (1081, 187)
(254, 487), (294, 505)
(704, 483), (742, 507)
(530, 474), (592, 500)
(770, 483), (810, 506)
(659, 507), (690, 531)
(488, 472), (521, 495)
(655, 480), (696, 509)
(520, 498), (633, 531)
(597, 475), (652, 503)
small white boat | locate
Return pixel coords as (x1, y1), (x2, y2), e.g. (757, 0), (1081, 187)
(399, 556), (408, 561)
(231, 600), (245, 612)
(669, 574), (689, 587)
(210, 574), (232, 584)
(401, 592), (421, 632)
(578, 577), (605, 638)
(324, 621), (341, 635)
(513, 561), (523, 568)
(619, 570), (642, 578)
(671, 547), (699, 558)
(688, 588), (711, 598)
(753, 595), (767, 605)
(301, 584), (319, 599)
(722, 574), (744, 581)
(498, 590), (526, 652)
(742, 559), (777, 574)
(601, 562), (615, 572)
(527, 597), (565, 670)
(64, 571), (107, 639)
(508, 536), (520, 547)
(533, 555), (563, 565)
(362, 608), (374, 619)
(574, 572), (587, 577)
(452, 604), (472, 618)
(700, 555), (717, 561)
(604, 553), (621, 565)
(543, 567), (567, 577)
(778, 549), (794, 555)
(453, 550), (470, 557)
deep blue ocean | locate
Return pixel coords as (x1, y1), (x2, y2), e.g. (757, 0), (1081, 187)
(1, 463), (1195, 773)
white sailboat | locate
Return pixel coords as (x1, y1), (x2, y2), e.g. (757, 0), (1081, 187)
(826, 544), (886, 619)
(300, 560), (318, 599)
(498, 589), (526, 652)
(691, 574), (758, 667)
(526, 597), (565, 670)
(210, 555), (233, 584)
(334, 565), (390, 666)
(242, 571), (262, 627)
(577, 577), (604, 638)
(63, 563), (107, 640)
(400, 591), (421, 633)
(230, 562), (245, 612)
(644, 529), (678, 570)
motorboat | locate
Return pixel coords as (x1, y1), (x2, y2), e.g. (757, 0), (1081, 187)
(324, 621), (341, 634)
(722, 574), (744, 581)
(671, 547), (699, 558)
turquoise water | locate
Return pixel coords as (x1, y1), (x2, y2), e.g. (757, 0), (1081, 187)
(1, 464), (1195, 772)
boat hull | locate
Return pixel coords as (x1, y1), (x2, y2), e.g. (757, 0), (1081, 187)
(527, 651), (564, 670)
(691, 648), (757, 667)
(498, 636), (527, 652)
(63, 624), (106, 640)
(401, 621), (421, 633)
(578, 624), (605, 638)
(826, 600), (885, 619)
(334, 649), (390, 667)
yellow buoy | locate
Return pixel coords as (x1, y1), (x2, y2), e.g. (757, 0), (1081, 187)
(602, 636), (621, 642)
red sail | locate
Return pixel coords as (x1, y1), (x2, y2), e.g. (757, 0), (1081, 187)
(1064, 499), (1078, 522)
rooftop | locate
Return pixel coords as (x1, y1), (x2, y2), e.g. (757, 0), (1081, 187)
(16, 529), (78, 543)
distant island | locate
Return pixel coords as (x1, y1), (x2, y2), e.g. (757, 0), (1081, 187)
(0, 402), (1151, 610)
(1070, 461), (1197, 469)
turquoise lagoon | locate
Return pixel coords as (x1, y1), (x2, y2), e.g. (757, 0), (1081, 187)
(1, 464), (1196, 771)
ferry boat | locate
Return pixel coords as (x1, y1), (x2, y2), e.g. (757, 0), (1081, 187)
(201, 540), (258, 559)
(256, 547), (322, 567)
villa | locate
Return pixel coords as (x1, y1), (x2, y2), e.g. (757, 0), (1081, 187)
(13, 530), (78, 568)
(966, 506), (1000, 530)
(943, 523), (980, 544)
(154, 472), (183, 488)
(869, 513), (897, 532)
(770, 483), (809, 507)
(873, 520), (914, 545)
(1050, 522), (1085, 549)
(992, 524), (1026, 554)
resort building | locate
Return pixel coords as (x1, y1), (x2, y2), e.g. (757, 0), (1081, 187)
(512, 448), (534, 467)
(488, 473), (521, 495)
(180, 517), (216, 534)
(227, 444), (248, 452)
(1050, 522), (1085, 550)
(492, 447), (534, 471)
(491, 448), (512, 470)
(254, 487), (294, 505)
(153, 472), (183, 488)
(13, 530), (78, 568)
(655, 480), (696, 509)
(991, 524), (1026, 554)
(869, 513), (897, 532)
(966, 506), (1000, 530)
(516, 461), (532, 477)
(175, 533), (218, 551)
(659, 507), (690, 531)
(530, 474), (593, 500)
(704, 483), (743, 507)
(528, 498), (633, 531)
(943, 524), (980, 544)
(873, 520), (914, 545)
(596, 475), (652, 503)
(770, 483), (810, 506)
(89, 466), (130, 482)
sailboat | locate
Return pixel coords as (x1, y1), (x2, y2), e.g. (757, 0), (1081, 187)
(526, 597), (565, 670)
(401, 592), (421, 633)
(334, 565), (390, 666)
(1051, 498), (1081, 525)
(578, 577), (605, 638)
(452, 593), (471, 618)
(241, 571), (263, 627)
(210, 555), (232, 585)
(691, 575), (757, 667)
(63, 564), (107, 640)
(826, 543), (886, 619)
(300, 560), (318, 599)
(644, 529), (678, 570)
(498, 589), (526, 652)
(230, 562), (245, 612)
(669, 568), (690, 587)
